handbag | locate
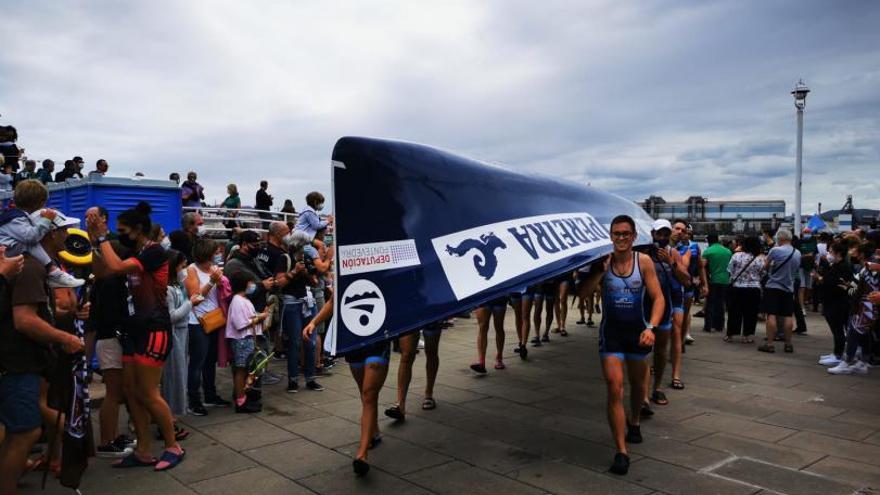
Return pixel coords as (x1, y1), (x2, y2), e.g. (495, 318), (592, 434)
(198, 308), (227, 334)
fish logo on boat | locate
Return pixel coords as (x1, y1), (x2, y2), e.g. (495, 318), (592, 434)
(340, 279), (387, 337)
(444, 233), (507, 280)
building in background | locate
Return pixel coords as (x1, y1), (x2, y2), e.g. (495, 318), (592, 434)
(639, 195), (785, 235)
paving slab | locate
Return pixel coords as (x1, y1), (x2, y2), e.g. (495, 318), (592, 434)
(691, 433), (825, 469)
(166, 431), (258, 485)
(198, 416), (299, 451)
(683, 412), (798, 442)
(626, 458), (756, 495)
(758, 410), (877, 441)
(189, 467), (313, 495)
(508, 460), (652, 494)
(300, 462), (433, 494)
(283, 415), (362, 448)
(803, 456), (880, 490)
(335, 436), (453, 476)
(710, 457), (855, 495)
(243, 437), (351, 480)
(629, 436), (731, 471)
(404, 460), (544, 495)
(780, 431), (880, 466)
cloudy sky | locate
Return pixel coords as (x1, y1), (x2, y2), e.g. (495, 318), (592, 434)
(2, 0), (878, 212)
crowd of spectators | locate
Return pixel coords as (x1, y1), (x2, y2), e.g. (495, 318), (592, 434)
(697, 227), (880, 374)
(0, 163), (337, 489)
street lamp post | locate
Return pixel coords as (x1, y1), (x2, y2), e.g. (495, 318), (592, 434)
(792, 79), (810, 236)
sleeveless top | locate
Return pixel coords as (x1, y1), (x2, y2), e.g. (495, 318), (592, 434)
(188, 263), (220, 325)
(651, 249), (674, 328)
(600, 253), (648, 332)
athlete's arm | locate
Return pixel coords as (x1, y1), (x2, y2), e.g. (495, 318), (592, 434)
(95, 240), (142, 275)
(670, 249), (690, 285)
(575, 257), (608, 301)
(639, 253), (661, 347)
(699, 256), (709, 297)
(304, 293), (334, 339)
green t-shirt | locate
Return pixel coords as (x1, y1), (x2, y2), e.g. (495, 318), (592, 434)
(702, 243), (733, 285)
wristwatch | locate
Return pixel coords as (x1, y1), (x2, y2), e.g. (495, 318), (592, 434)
(96, 235), (108, 244)
(645, 325), (656, 332)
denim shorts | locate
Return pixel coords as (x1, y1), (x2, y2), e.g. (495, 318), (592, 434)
(0, 373), (42, 433)
(229, 336), (256, 368)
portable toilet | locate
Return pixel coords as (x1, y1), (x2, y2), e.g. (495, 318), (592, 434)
(1, 176), (182, 234)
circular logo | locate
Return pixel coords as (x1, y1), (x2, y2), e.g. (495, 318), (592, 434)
(340, 279), (387, 337)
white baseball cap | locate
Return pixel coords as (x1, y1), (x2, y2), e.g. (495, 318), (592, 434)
(652, 219), (672, 232)
(31, 209), (81, 229)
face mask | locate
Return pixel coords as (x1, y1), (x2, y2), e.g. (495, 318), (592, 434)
(826, 254), (836, 264)
(196, 225), (207, 237)
(654, 237), (669, 248)
(245, 284), (257, 295)
(212, 253), (223, 265)
(118, 234), (137, 249)
(315, 203), (325, 212)
(178, 270), (188, 284)
(160, 236), (172, 250)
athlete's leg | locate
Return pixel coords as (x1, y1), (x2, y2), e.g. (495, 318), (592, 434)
(423, 332), (441, 399)
(135, 363), (178, 451)
(533, 297), (545, 341)
(492, 306), (507, 364)
(601, 356), (627, 454)
(543, 296), (555, 338)
(652, 329), (671, 394)
(669, 312), (684, 383)
(626, 359), (649, 426)
(558, 282), (570, 332)
(510, 298), (523, 346)
(395, 333), (419, 415)
(521, 298), (534, 345)
(475, 307), (490, 364)
(357, 362), (388, 462)
(764, 314), (778, 346)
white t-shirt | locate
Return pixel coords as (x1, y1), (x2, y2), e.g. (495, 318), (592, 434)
(225, 294), (262, 339)
(188, 264), (220, 325)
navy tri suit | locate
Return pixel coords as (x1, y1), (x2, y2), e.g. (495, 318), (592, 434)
(599, 253), (653, 361)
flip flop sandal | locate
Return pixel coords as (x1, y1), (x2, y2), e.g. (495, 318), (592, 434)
(541, 335), (550, 343)
(113, 452), (158, 468)
(494, 361), (506, 370)
(560, 329), (569, 337)
(784, 344), (794, 353)
(670, 379), (685, 390)
(722, 335), (732, 343)
(174, 424), (190, 442)
(384, 405), (406, 421)
(422, 398), (437, 410)
(640, 402), (654, 417)
(651, 390), (669, 405)
(154, 448), (186, 471)
(757, 344), (776, 353)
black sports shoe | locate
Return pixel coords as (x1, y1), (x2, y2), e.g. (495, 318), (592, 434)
(287, 380), (299, 393)
(470, 363), (487, 374)
(235, 401), (262, 414)
(187, 403), (208, 416)
(513, 344), (522, 354)
(353, 458), (370, 476)
(113, 435), (136, 450)
(204, 396), (232, 408)
(586, 319), (595, 327)
(306, 380), (325, 391)
(519, 346), (528, 360)
(609, 453), (630, 475)
(640, 402), (654, 418)
(96, 442), (132, 458)
(575, 319), (586, 325)
(626, 423), (643, 444)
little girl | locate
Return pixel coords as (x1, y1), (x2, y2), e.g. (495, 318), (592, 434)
(225, 271), (268, 413)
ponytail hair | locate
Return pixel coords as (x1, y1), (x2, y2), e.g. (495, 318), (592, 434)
(118, 203), (152, 236)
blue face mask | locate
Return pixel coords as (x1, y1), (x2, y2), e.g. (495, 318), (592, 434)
(212, 253), (223, 265)
(245, 284), (257, 295)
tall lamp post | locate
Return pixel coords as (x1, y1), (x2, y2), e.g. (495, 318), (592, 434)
(792, 79), (810, 235)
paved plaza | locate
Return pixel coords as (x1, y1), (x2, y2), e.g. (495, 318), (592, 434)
(20, 309), (880, 495)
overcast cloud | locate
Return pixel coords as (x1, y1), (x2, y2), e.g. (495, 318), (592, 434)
(2, 0), (878, 212)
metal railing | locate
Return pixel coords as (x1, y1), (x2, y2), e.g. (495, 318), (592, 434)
(182, 206), (333, 242)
